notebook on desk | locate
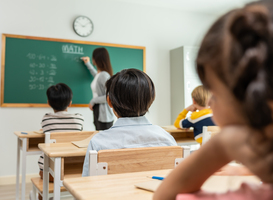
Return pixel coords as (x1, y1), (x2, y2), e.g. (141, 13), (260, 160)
(72, 131), (99, 148)
(135, 180), (162, 192)
(33, 130), (44, 134)
(135, 175), (260, 193)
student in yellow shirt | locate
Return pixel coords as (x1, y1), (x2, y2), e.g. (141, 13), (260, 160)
(174, 85), (215, 144)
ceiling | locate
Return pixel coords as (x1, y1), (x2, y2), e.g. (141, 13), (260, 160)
(115, 0), (258, 15)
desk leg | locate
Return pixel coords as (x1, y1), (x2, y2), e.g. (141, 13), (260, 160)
(15, 138), (21, 200)
(43, 154), (49, 200)
(21, 138), (27, 200)
(54, 157), (61, 200)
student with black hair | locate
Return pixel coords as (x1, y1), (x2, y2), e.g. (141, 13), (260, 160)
(41, 83), (84, 132)
(37, 83), (84, 200)
(82, 69), (177, 177)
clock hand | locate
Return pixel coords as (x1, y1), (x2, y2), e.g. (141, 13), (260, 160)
(75, 21), (84, 27)
(83, 22), (91, 27)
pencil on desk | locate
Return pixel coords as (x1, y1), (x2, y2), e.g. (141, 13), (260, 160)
(147, 176), (165, 180)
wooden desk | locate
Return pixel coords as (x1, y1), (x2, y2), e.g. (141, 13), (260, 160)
(162, 125), (197, 145)
(14, 131), (45, 200)
(63, 169), (261, 200)
(38, 143), (87, 200)
(63, 169), (171, 200)
(162, 125), (193, 134)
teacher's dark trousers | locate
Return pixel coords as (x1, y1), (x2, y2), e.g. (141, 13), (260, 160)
(93, 104), (113, 131)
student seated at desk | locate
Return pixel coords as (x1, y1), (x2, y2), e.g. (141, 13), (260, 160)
(38, 83), (84, 200)
(82, 69), (177, 176)
(154, 1), (273, 200)
(174, 85), (215, 144)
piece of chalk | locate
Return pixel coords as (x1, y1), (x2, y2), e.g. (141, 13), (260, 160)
(21, 132), (28, 134)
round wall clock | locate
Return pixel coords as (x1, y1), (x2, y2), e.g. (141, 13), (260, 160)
(73, 16), (94, 37)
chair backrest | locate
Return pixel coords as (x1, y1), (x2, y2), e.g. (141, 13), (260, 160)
(202, 126), (220, 144)
(45, 131), (96, 143)
(89, 146), (189, 176)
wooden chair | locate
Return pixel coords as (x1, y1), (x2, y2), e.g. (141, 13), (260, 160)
(202, 126), (220, 145)
(30, 131), (96, 200)
(89, 146), (190, 176)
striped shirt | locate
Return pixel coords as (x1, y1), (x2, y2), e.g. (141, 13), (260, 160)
(41, 111), (84, 132)
(174, 108), (215, 144)
(38, 111), (84, 170)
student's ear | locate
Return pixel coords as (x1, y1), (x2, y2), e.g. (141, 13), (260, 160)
(192, 98), (197, 105)
(47, 100), (50, 106)
(107, 95), (113, 108)
(68, 101), (72, 107)
(107, 95), (120, 118)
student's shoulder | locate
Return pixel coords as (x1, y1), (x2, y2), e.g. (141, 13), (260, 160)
(43, 112), (84, 119)
(90, 130), (110, 144)
(72, 113), (83, 117)
(190, 109), (212, 120)
(70, 113), (84, 120)
(42, 113), (53, 119)
(152, 125), (169, 133)
(150, 125), (176, 137)
(189, 111), (200, 120)
(41, 113), (55, 124)
(152, 125), (177, 143)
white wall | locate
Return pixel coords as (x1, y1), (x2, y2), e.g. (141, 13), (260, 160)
(0, 0), (217, 178)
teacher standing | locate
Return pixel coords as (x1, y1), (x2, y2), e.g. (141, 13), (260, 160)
(81, 48), (114, 130)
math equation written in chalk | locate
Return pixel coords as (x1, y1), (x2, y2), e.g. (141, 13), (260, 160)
(26, 53), (57, 91)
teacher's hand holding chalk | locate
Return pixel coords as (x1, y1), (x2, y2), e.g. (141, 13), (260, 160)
(81, 56), (90, 64)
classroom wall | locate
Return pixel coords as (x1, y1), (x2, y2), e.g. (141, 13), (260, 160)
(0, 0), (217, 179)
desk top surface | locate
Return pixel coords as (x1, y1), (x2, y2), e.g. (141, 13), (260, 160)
(63, 169), (260, 200)
(14, 126), (191, 138)
(14, 131), (45, 138)
(162, 125), (193, 133)
(63, 169), (171, 200)
(38, 143), (87, 158)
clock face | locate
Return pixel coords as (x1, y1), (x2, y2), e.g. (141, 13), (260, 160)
(73, 16), (93, 37)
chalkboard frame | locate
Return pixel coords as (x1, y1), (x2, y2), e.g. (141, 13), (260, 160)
(1, 34), (146, 107)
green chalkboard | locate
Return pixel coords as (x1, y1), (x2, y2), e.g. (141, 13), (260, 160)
(1, 34), (145, 107)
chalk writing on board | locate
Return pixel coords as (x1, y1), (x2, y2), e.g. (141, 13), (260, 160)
(48, 70), (56, 76)
(29, 84), (46, 90)
(50, 63), (57, 69)
(50, 55), (57, 61)
(62, 44), (84, 55)
(63, 54), (82, 63)
(38, 54), (46, 60)
(27, 53), (36, 59)
(27, 53), (57, 91)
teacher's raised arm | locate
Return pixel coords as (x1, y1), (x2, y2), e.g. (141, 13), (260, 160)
(81, 48), (114, 131)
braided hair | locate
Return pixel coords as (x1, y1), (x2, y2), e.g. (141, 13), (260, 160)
(197, 4), (273, 129)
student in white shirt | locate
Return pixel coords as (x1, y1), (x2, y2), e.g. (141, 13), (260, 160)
(82, 69), (177, 176)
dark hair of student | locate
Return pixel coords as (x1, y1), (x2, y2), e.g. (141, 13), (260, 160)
(47, 83), (73, 111)
(196, 3), (273, 129)
(105, 69), (155, 117)
(92, 47), (113, 76)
